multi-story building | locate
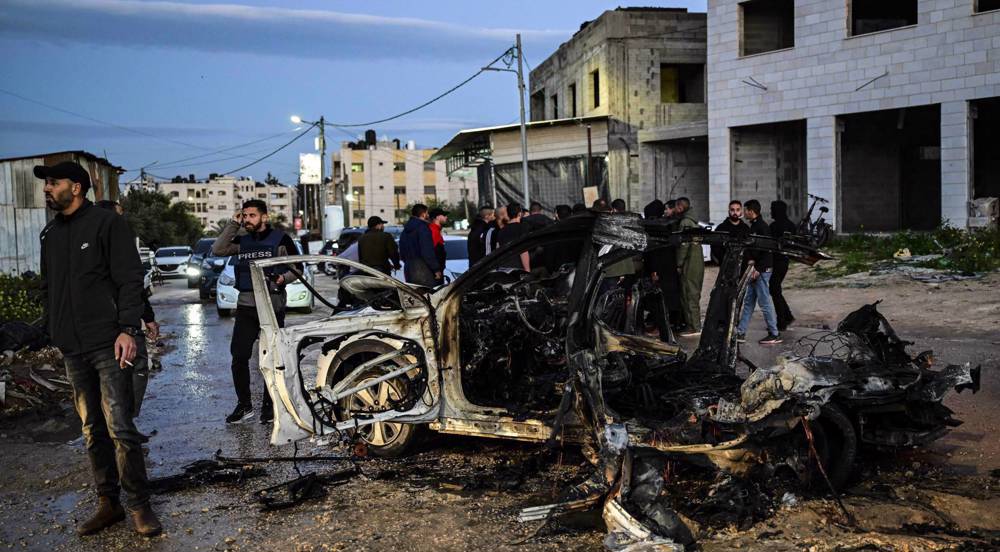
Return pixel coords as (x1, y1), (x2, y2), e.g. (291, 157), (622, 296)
(331, 136), (478, 226)
(528, 7), (708, 217)
(707, 0), (1000, 230)
(158, 175), (297, 231)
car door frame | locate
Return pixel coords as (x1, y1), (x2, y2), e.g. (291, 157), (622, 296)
(250, 254), (443, 445)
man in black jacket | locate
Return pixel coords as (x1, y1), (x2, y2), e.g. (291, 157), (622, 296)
(769, 200), (798, 330)
(36, 162), (161, 537)
(213, 199), (300, 425)
(735, 199), (781, 345)
(467, 205), (494, 265)
(712, 200), (749, 264)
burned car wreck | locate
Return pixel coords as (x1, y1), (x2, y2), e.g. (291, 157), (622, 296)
(247, 212), (980, 549)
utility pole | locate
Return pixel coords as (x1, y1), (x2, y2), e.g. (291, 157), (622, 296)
(516, 34), (530, 207)
(586, 124), (593, 188)
(318, 115), (326, 240)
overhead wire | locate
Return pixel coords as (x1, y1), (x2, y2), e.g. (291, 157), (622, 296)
(323, 47), (515, 128)
(220, 122), (318, 176)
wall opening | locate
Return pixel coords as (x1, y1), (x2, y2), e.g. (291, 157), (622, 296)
(849, 0), (917, 36)
(839, 105), (941, 232)
(977, 0), (1000, 12)
(972, 97), (1000, 199)
(660, 64), (705, 103)
(591, 70), (601, 108)
(740, 0), (794, 56)
(568, 83), (578, 117)
(530, 90), (545, 121)
(551, 93), (559, 119)
(642, 138), (709, 221)
(730, 120), (807, 222)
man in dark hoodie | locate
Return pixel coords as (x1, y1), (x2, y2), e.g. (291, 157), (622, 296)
(36, 162), (161, 537)
(769, 200), (798, 331)
(399, 204), (440, 287)
(713, 200), (750, 264)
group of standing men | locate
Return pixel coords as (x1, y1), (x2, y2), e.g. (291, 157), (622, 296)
(713, 199), (797, 344)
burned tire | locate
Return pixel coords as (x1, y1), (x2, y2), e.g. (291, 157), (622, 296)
(330, 354), (421, 458)
(812, 403), (857, 492)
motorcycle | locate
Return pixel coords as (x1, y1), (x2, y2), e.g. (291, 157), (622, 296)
(797, 193), (833, 247)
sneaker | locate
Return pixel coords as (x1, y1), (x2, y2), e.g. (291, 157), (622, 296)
(735, 333), (746, 343)
(759, 334), (783, 345)
(260, 406), (274, 425)
(225, 404), (254, 424)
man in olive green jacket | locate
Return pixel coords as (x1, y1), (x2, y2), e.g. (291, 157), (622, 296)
(675, 197), (704, 336)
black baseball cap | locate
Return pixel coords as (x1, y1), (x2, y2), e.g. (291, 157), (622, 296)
(34, 162), (91, 193)
(367, 215), (388, 228)
(428, 208), (449, 219)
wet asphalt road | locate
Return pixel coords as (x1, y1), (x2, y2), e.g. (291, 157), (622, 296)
(0, 271), (997, 551)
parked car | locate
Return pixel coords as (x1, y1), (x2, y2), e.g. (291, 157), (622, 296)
(250, 212), (978, 549)
(197, 254), (229, 301)
(216, 255), (315, 317)
(153, 246), (192, 279)
(186, 237), (217, 288)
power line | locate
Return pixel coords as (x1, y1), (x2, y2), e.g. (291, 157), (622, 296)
(221, 122), (317, 176)
(0, 86), (300, 172)
(130, 129), (300, 172)
(324, 47), (515, 128)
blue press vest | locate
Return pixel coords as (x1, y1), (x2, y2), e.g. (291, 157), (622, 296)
(235, 228), (284, 292)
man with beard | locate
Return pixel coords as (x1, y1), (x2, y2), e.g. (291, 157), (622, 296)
(36, 162), (161, 537)
(212, 199), (300, 424)
(712, 200), (750, 264)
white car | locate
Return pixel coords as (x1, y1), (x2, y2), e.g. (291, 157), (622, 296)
(216, 256), (315, 316)
(338, 234), (469, 283)
(153, 246), (192, 279)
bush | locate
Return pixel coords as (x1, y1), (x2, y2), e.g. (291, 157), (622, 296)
(0, 274), (43, 324)
(823, 225), (1000, 276)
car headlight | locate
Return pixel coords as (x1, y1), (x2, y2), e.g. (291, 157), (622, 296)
(186, 266), (200, 276)
(219, 274), (235, 286)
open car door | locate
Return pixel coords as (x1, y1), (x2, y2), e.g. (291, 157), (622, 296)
(250, 255), (441, 453)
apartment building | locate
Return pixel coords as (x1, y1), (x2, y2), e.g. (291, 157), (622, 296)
(707, 0), (1000, 230)
(158, 175), (297, 231)
(331, 136), (478, 226)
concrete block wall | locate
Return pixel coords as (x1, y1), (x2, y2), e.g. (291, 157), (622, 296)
(707, 0), (1000, 228)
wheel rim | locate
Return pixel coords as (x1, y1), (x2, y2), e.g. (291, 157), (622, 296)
(347, 377), (405, 447)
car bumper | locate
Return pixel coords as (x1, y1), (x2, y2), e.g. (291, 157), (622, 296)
(216, 284), (238, 309)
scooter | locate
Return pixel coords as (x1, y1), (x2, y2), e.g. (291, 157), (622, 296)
(797, 194), (832, 247)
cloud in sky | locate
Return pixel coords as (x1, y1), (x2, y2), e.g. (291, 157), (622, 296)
(0, 0), (571, 62)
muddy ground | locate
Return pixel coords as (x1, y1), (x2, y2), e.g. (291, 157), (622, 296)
(1, 266), (998, 552)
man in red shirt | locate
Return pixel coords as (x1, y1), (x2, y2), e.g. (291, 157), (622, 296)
(428, 208), (448, 285)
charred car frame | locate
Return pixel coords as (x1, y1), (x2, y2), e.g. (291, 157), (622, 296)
(249, 212), (979, 549)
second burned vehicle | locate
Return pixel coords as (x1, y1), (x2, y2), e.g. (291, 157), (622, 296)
(248, 213), (979, 549)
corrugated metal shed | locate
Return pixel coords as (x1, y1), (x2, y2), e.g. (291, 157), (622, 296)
(0, 151), (123, 274)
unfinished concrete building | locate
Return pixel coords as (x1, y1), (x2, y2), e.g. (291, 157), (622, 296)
(707, 0), (1000, 231)
(529, 8), (708, 218)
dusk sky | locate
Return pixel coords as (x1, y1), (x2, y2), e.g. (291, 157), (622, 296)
(0, 0), (706, 184)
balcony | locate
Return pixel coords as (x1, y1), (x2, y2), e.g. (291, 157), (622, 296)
(655, 103), (707, 128)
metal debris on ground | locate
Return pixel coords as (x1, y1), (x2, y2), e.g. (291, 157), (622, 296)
(0, 346), (71, 416)
(148, 459), (266, 494)
(255, 464), (359, 512)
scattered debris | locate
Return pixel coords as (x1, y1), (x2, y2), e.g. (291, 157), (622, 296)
(1, 347), (71, 418)
(148, 459), (266, 494)
(255, 464), (358, 512)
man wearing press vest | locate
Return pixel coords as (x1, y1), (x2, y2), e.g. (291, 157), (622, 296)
(212, 199), (300, 424)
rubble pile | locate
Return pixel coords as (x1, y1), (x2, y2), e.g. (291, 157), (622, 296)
(0, 346), (71, 418)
